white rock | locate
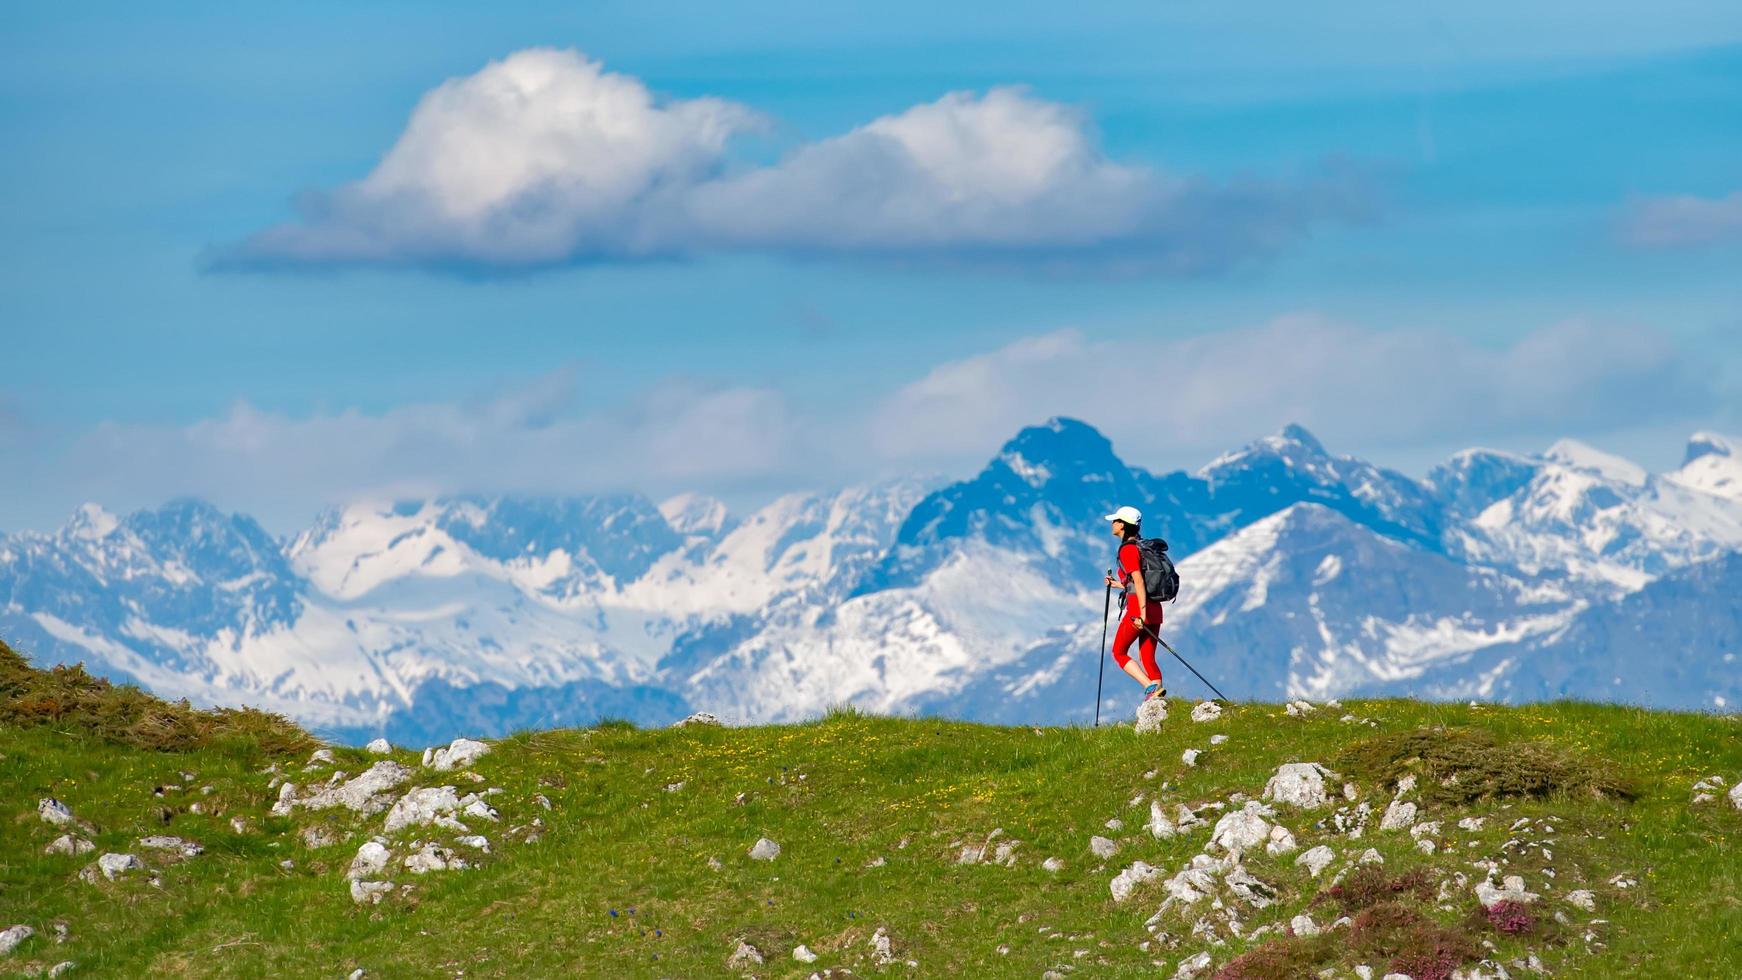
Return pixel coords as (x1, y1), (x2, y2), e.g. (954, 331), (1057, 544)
(1566, 889), (1596, 911)
(365, 738), (392, 754)
(870, 927), (896, 965)
(1173, 950), (1213, 979)
(1226, 865), (1278, 908)
(1395, 774), (1418, 795)
(404, 843), (465, 874)
(1089, 835), (1118, 859)
(1358, 848), (1384, 865)
(726, 940), (763, 967)
(1148, 800), (1177, 839)
(1191, 701), (1223, 723)
(49, 962), (74, 977)
(308, 748), (336, 766)
(38, 798), (75, 826)
(794, 944), (818, 963)
(1042, 857), (1065, 872)
(348, 841), (391, 880)
(270, 781), (299, 816)
(383, 786), (468, 834)
(1263, 763), (1335, 809)
(1209, 734), (1229, 746)
(456, 835), (491, 852)
(461, 795), (500, 822)
(1355, 967), (1374, 980)
(1110, 860), (1160, 902)
(1459, 816), (1486, 832)
(1380, 799), (1418, 831)
(1730, 781), (1742, 810)
(1290, 914), (1320, 937)
(1210, 808), (1272, 855)
(43, 835), (95, 856)
(300, 825), (337, 849)
(1134, 698), (1170, 734)
(673, 712), (722, 727)
(138, 835), (202, 857)
(96, 853), (144, 879)
(1382, 974), (1413, 980)
(1416, 839), (1437, 855)
(1410, 821), (1442, 839)
(349, 879), (392, 905)
(0, 925), (34, 955)
(1296, 845), (1335, 876)
(1105, 818), (1125, 831)
(749, 837), (781, 861)
(1285, 700), (1317, 717)
(1266, 825), (1299, 856)
(1475, 874), (1539, 908)
(422, 737), (490, 772)
(1181, 749), (1202, 767)
(1160, 865), (1221, 906)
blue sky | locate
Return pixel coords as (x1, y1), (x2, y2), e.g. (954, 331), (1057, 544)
(3, 2), (1740, 532)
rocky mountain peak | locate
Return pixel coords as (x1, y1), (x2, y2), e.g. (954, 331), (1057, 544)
(1684, 431), (1738, 465)
(992, 417), (1125, 487)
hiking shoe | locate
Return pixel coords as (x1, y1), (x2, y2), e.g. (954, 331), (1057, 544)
(1142, 683), (1164, 702)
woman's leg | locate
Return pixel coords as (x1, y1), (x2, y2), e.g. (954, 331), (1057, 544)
(1137, 603), (1164, 689)
(1111, 616), (1157, 686)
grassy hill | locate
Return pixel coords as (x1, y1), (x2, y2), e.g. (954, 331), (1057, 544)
(2, 640), (1739, 978)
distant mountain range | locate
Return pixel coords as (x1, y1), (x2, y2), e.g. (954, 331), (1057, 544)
(4, 420), (1739, 744)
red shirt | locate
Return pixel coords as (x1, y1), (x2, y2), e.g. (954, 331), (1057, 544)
(1118, 541), (1162, 617)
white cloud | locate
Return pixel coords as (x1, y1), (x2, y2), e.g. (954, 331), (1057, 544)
(212, 48), (1369, 273)
(16, 317), (1715, 531)
(869, 316), (1715, 464)
(49, 368), (805, 529)
(1622, 190), (1742, 249)
(219, 49), (761, 266)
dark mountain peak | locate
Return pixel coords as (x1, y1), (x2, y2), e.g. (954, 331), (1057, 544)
(993, 417), (1125, 486)
(117, 497), (278, 554)
(1685, 431), (1738, 465)
(1200, 423), (1331, 480)
(1427, 447), (1543, 519)
(1275, 423), (1328, 455)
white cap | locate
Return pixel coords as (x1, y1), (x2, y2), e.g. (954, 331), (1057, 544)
(1103, 505), (1142, 525)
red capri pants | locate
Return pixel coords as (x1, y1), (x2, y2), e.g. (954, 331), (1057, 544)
(1111, 599), (1164, 683)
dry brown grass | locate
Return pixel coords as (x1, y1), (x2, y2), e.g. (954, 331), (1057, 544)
(1336, 725), (1635, 804)
(0, 637), (314, 755)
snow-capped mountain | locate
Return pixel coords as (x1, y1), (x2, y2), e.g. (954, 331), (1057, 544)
(3, 420), (1739, 743)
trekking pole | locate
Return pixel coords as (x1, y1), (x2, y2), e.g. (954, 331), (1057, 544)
(1094, 574), (1112, 727)
(1135, 620), (1229, 703)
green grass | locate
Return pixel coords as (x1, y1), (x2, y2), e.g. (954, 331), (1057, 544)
(2, 671), (1739, 977)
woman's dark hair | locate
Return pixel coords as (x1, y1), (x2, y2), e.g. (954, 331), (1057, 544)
(1120, 520), (1141, 540)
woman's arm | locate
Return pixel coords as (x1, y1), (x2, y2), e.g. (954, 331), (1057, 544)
(1130, 563), (1149, 623)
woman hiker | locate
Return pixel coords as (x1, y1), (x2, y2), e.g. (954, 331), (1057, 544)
(1103, 505), (1165, 702)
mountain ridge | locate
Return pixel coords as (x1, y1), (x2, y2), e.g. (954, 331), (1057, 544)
(4, 419), (1740, 742)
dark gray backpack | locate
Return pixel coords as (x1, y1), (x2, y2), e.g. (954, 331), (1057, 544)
(1129, 538), (1181, 602)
